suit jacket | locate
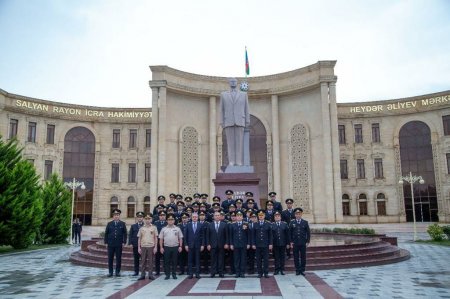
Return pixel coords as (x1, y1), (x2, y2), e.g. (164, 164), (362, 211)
(271, 221), (290, 246)
(289, 218), (310, 245)
(104, 220), (127, 247)
(253, 221), (273, 247)
(207, 221), (228, 248)
(220, 90), (250, 128)
(281, 209), (295, 223)
(128, 222), (144, 247)
(184, 221), (205, 248)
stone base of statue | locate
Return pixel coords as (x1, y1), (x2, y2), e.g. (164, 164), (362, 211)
(222, 165), (254, 173)
(213, 172), (261, 207)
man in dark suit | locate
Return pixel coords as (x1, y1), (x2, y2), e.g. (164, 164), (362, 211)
(246, 212), (257, 274)
(272, 211), (290, 275)
(177, 212), (190, 275)
(289, 208), (310, 276)
(253, 210), (273, 278)
(229, 211), (250, 278)
(104, 209), (127, 277)
(184, 212), (205, 279)
(206, 211), (228, 277)
(128, 211), (145, 276)
(154, 211), (167, 275)
(221, 190), (235, 213)
(268, 192), (283, 212)
(265, 201), (276, 222)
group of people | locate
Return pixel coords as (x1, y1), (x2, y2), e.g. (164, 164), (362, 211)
(104, 190), (310, 280)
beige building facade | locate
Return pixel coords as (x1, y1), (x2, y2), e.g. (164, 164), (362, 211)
(1, 61), (449, 225)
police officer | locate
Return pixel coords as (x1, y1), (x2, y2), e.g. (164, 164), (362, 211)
(268, 192), (283, 212)
(229, 211), (250, 278)
(221, 190), (235, 213)
(282, 198), (295, 259)
(153, 195), (166, 215)
(129, 211), (145, 276)
(247, 211), (257, 274)
(167, 193), (178, 211)
(243, 192), (259, 210)
(104, 209), (127, 277)
(265, 201), (276, 222)
(154, 211), (167, 275)
(198, 211), (210, 274)
(253, 210), (273, 278)
(289, 208), (310, 276)
(272, 211), (290, 275)
(177, 212), (190, 275)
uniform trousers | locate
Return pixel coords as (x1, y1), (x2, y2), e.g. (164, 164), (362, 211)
(132, 246), (140, 274)
(273, 245), (286, 271)
(233, 247), (247, 275)
(255, 247), (269, 275)
(72, 231), (81, 244)
(187, 247), (201, 275)
(247, 247), (256, 273)
(107, 245), (123, 274)
(163, 246), (178, 276)
(155, 244), (163, 274)
(293, 244), (307, 272)
(140, 246), (154, 277)
(178, 247), (188, 274)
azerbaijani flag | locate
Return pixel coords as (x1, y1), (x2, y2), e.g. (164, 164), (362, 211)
(245, 47), (250, 76)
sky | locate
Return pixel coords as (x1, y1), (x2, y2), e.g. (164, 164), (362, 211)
(0, 0), (449, 108)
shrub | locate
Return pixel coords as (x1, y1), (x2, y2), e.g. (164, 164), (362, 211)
(427, 224), (444, 241)
(442, 225), (450, 240)
(311, 227), (375, 235)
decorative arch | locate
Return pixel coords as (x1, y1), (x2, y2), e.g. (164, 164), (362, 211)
(288, 123), (311, 213)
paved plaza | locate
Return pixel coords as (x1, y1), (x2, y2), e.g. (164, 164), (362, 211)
(0, 224), (449, 299)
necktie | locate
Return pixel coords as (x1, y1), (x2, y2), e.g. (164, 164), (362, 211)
(277, 222), (280, 227)
(216, 222), (219, 233)
(260, 222), (263, 226)
(114, 221), (118, 226)
(193, 223), (197, 233)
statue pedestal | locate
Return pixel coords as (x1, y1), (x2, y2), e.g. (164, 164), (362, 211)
(213, 173), (261, 207)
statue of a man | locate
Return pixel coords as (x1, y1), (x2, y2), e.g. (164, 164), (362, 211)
(219, 78), (250, 166)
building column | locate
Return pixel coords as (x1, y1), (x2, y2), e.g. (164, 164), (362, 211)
(320, 82), (335, 222)
(209, 96), (217, 195)
(157, 86), (167, 199)
(150, 87), (159, 206)
(329, 82), (343, 222)
(271, 94), (281, 198)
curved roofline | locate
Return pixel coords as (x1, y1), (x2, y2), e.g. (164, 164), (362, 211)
(338, 89), (450, 106)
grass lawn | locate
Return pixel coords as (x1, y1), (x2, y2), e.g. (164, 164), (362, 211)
(0, 244), (68, 255)
(416, 239), (450, 247)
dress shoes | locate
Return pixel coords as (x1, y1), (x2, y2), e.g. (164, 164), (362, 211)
(210, 274), (216, 278)
(149, 275), (156, 280)
(240, 274), (245, 278)
(132, 272), (139, 276)
(188, 275), (193, 279)
(296, 271), (301, 275)
(274, 270), (279, 275)
(137, 276), (145, 281)
(107, 273), (113, 277)
(257, 274), (262, 278)
(219, 274), (224, 278)
(235, 274), (240, 278)
(115, 273), (121, 277)
(195, 274), (201, 279)
(179, 271), (184, 275)
(264, 273), (269, 278)
(300, 272), (305, 276)
(172, 274), (177, 279)
(280, 271), (285, 275)
(164, 276), (170, 280)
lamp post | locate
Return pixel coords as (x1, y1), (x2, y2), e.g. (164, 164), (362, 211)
(398, 171), (424, 241)
(65, 178), (86, 245)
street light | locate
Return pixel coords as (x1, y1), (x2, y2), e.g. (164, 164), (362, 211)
(65, 178), (86, 245)
(398, 171), (424, 241)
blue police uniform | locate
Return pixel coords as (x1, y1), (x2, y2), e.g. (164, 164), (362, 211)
(104, 219), (127, 276)
(289, 218), (310, 275)
(253, 220), (273, 277)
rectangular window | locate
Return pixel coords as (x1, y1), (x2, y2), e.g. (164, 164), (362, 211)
(128, 163), (136, 183)
(372, 123), (380, 143)
(443, 115), (450, 136)
(127, 204), (135, 218)
(145, 163), (151, 182)
(359, 201), (368, 215)
(340, 159), (348, 179)
(44, 160), (53, 180)
(377, 201), (386, 216)
(354, 124), (363, 143)
(357, 159), (365, 179)
(112, 129), (120, 148)
(111, 163), (119, 183)
(447, 153), (450, 174)
(110, 204), (118, 217)
(46, 124), (55, 144)
(338, 125), (346, 144)
(145, 129), (151, 148)
(342, 202), (350, 216)
(9, 119), (18, 139)
(28, 122), (37, 143)
(129, 129), (137, 148)
(374, 158), (384, 178)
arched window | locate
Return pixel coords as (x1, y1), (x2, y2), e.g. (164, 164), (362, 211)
(358, 193), (368, 215)
(376, 193), (385, 199)
(110, 196), (119, 217)
(376, 193), (386, 216)
(342, 194), (350, 216)
(127, 196), (136, 218)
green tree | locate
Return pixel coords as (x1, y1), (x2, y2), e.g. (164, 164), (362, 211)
(40, 174), (72, 244)
(0, 137), (43, 248)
